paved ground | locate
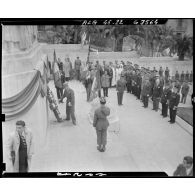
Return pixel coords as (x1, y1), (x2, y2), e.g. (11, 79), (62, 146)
(31, 80), (193, 176)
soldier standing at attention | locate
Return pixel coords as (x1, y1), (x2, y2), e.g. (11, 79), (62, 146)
(159, 66), (163, 77)
(74, 56), (82, 81)
(180, 71), (185, 83)
(152, 76), (163, 112)
(142, 78), (151, 108)
(160, 83), (172, 118)
(181, 81), (190, 104)
(175, 70), (180, 81)
(165, 67), (170, 82)
(93, 97), (110, 152)
(116, 73), (126, 106)
(168, 86), (180, 124)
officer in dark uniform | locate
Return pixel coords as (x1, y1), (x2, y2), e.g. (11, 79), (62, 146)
(152, 76), (163, 111)
(160, 83), (172, 118)
(136, 72), (142, 100)
(175, 70), (180, 81)
(189, 71), (193, 82)
(126, 69), (131, 93)
(116, 73), (126, 105)
(142, 79), (151, 108)
(168, 86), (180, 124)
(159, 66), (163, 77)
(185, 70), (190, 82)
(180, 71), (185, 83)
(165, 67), (170, 81)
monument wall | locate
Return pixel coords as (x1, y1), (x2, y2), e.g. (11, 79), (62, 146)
(2, 26), (49, 171)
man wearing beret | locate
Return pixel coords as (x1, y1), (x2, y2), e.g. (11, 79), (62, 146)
(168, 85), (180, 124)
(173, 156), (193, 176)
(93, 97), (110, 152)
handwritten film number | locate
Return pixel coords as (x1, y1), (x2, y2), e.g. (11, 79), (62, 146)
(134, 19), (158, 25)
(103, 20), (123, 25)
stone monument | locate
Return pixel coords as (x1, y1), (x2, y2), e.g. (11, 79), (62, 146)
(2, 25), (38, 53)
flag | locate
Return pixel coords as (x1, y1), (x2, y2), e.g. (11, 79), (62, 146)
(52, 50), (57, 74)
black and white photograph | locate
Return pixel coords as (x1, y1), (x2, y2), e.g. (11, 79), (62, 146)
(1, 19), (193, 177)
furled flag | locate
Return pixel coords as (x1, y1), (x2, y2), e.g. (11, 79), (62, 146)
(52, 49), (57, 73)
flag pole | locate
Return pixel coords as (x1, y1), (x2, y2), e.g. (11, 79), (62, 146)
(87, 35), (91, 64)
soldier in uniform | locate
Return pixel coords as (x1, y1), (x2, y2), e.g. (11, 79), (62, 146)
(142, 78), (151, 108)
(189, 70), (193, 82)
(74, 56), (82, 81)
(174, 80), (182, 93)
(126, 69), (132, 93)
(116, 73), (126, 105)
(165, 67), (170, 80)
(181, 81), (190, 104)
(93, 97), (110, 152)
(180, 71), (185, 83)
(136, 72), (142, 100)
(152, 77), (163, 111)
(60, 83), (76, 125)
(185, 70), (190, 82)
(108, 62), (113, 88)
(160, 83), (172, 118)
(159, 66), (163, 77)
(175, 70), (180, 81)
(168, 86), (180, 124)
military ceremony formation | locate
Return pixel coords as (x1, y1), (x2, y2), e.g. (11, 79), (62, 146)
(2, 23), (193, 176)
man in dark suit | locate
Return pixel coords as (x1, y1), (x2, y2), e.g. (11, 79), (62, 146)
(74, 56), (82, 81)
(60, 83), (76, 125)
(173, 156), (193, 176)
(116, 74), (126, 105)
(180, 71), (185, 83)
(93, 97), (110, 152)
(160, 83), (172, 117)
(168, 85), (180, 124)
(181, 81), (190, 104)
(175, 70), (180, 81)
(142, 79), (151, 108)
(152, 77), (163, 111)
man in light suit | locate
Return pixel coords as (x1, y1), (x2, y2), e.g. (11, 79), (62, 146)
(7, 120), (34, 172)
(93, 97), (110, 152)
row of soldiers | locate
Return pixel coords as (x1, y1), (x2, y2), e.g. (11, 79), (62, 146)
(121, 63), (189, 124)
(175, 70), (193, 83)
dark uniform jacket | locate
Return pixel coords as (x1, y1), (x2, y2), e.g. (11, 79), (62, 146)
(181, 83), (190, 95)
(126, 71), (132, 84)
(142, 82), (151, 96)
(169, 92), (180, 109)
(161, 88), (172, 104)
(153, 85), (162, 98)
(62, 88), (75, 107)
(116, 79), (126, 92)
(93, 106), (110, 131)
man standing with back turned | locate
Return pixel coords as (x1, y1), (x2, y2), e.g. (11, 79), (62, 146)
(93, 97), (110, 152)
